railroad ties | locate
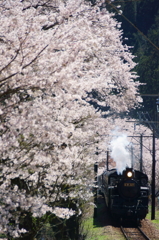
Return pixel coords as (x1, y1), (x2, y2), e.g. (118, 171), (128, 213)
(120, 225), (151, 240)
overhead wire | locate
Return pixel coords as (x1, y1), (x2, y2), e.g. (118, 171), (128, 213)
(110, 0), (145, 3)
(106, 0), (159, 51)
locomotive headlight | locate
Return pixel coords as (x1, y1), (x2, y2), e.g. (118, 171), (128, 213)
(123, 168), (134, 179)
(127, 171), (133, 178)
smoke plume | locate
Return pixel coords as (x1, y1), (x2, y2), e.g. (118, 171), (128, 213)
(110, 132), (131, 174)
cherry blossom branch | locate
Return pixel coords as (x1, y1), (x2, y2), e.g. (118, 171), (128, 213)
(0, 49), (19, 76)
(0, 45), (48, 84)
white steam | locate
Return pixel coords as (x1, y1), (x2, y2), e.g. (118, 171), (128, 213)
(110, 132), (131, 174)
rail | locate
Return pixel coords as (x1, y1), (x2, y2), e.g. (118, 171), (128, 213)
(120, 225), (151, 240)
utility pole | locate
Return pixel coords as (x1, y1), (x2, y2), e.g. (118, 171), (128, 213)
(140, 134), (143, 172)
(131, 145), (134, 168)
(156, 98), (159, 128)
(94, 162), (98, 218)
(94, 148), (98, 219)
(151, 129), (156, 220)
(106, 150), (109, 171)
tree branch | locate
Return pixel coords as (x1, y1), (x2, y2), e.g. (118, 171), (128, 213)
(22, 44), (48, 69)
(0, 49), (19, 75)
(0, 45), (48, 83)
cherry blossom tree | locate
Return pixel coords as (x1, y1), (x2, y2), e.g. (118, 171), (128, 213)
(0, 0), (141, 238)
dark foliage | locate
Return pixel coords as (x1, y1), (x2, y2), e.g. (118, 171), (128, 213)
(108, 0), (159, 120)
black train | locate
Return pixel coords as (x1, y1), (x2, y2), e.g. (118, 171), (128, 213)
(98, 167), (149, 223)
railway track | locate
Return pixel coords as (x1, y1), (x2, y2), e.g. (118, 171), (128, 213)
(120, 225), (151, 240)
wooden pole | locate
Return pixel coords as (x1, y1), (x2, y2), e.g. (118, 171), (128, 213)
(140, 134), (143, 172)
(151, 130), (156, 220)
(106, 151), (109, 171)
(131, 145), (134, 168)
(94, 162), (98, 218)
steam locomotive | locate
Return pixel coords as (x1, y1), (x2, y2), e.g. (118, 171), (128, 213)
(98, 167), (149, 223)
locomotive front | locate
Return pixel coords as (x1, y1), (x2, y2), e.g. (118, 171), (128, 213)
(118, 168), (140, 199)
(101, 168), (149, 222)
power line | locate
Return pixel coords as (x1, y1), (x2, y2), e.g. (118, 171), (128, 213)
(106, 0), (159, 52)
(111, 0), (145, 3)
(141, 94), (159, 97)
